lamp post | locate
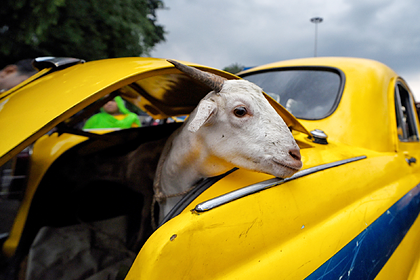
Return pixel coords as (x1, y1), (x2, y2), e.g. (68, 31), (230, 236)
(310, 17), (323, 57)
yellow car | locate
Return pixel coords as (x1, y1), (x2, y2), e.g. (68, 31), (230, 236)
(0, 56), (419, 279)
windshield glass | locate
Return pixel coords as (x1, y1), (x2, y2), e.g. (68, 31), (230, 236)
(241, 68), (343, 119)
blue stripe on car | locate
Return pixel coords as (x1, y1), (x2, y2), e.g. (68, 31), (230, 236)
(306, 183), (420, 280)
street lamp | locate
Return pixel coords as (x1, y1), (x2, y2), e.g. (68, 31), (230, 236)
(310, 17), (323, 57)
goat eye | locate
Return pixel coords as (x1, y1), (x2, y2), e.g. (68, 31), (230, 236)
(233, 106), (247, 117)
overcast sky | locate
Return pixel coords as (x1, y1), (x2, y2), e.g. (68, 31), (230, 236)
(151, 0), (420, 99)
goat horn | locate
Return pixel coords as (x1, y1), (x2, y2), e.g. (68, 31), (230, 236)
(167, 59), (226, 92)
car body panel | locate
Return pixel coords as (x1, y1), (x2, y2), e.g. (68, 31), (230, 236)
(2, 57), (420, 279)
(126, 140), (420, 279)
(124, 58), (420, 279)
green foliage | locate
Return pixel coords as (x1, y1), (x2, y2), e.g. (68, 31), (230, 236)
(0, 0), (165, 67)
(223, 63), (245, 74)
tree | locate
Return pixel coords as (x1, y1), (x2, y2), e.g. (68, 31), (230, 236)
(0, 0), (166, 67)
(223, 63), (245, 74)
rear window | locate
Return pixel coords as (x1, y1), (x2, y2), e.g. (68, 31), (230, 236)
(241, 67), (344, 120)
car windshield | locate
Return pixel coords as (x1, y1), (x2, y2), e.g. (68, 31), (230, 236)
(241, 68), (343, 120)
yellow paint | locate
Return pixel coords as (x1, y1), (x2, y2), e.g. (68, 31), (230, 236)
(127, 149), (419, 279)
(2, 56), (420, 278)
(126, 57), (420, 279)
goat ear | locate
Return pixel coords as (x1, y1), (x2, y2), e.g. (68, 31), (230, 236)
(188, 99), (217, 133)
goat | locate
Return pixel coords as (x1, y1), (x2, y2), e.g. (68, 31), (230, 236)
(36, 60), (302, 253)
(153, 60), (302, 222)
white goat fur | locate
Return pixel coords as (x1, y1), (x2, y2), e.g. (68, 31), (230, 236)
(155, 79), (302, 221)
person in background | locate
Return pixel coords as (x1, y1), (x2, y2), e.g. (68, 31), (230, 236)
(83, 96), (141, 129)
(0, 59), (37, 92)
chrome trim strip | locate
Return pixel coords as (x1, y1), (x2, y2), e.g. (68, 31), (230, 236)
(194, 155), (367, 212)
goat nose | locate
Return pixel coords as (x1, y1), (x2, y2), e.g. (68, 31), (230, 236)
(289, 148), (301, 161)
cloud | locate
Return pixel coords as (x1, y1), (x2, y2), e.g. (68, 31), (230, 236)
(152, 0), (420, 99)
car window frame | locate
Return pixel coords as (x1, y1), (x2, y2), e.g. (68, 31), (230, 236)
(394, 81), (419, 142)
(239, 66), (346, 120)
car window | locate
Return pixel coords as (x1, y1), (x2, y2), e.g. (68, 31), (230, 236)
(395, 82), (419, 142)
(241, 68), (343, 120)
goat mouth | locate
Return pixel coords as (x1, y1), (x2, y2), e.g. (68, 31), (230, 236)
(272, 158), (302, 171)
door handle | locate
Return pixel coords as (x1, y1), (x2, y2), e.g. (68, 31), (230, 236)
(406, 157), (417, 165)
